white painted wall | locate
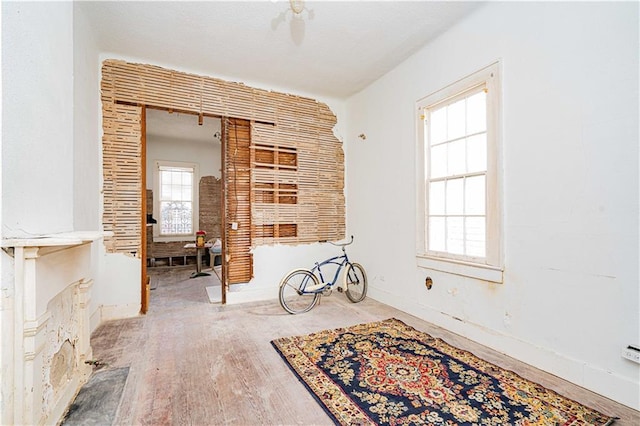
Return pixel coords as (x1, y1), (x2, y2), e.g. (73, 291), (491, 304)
(1, 2), (74, 237)
(2, 5), (110, 420)
(345, 1), (639, 409)
(145, 134), (222, 187)
(71, 4), (116, 330)
(1, 3), (76, 421)
(73, 3), (102, 233)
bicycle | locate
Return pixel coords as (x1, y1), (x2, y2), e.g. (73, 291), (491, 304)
(278, 236), (367, 314)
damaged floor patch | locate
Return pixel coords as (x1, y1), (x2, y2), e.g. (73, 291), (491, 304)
(61, 367), (129, 425)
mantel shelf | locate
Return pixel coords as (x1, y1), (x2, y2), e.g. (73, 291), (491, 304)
(1, 231), (113, 249)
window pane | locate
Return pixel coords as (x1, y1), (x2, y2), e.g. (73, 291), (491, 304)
(466, 91), (486, 135)
(429, 217), (445, 252)
(429, 181), (445, 215)
(430, 144), (447, 178)
(182, 172), (191, 186)
(447, 99), (466, 141)
(160, 201), (193, 234)
(181, 186), (192, 201)
(465, 175), (485, 215)
(465, 217), (486, 257)
(446, 178), (464, 215)
(447, 139), (466, 176)
(173, 184), (184, 199)
(161, 182), (172, 199)
(430, 107), (447, 145)
(170, 170), (182, 183)
(446, 217), (464, 254)
(467, 134), (487, 173)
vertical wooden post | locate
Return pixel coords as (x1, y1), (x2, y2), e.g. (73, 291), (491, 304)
(220, 118), (227, 304)
(140, 106), (149, 314)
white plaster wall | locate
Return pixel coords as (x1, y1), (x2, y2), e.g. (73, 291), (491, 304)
(2, 3), (75, 421)
(72, 4), (111, 330)
(73, 3), (102, 233)
(345, 2), (639, 409)
(146, 134), (222, 188)
(1, 2), (74, 237)
(227, 240), (350, 304)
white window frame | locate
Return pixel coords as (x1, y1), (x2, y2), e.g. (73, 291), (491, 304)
(153, 160), (199, 242)
(416, 62), (503, 283)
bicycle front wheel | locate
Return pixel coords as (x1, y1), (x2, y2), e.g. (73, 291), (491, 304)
(344, 262), (367, 303)
(279, 269), (320, 314)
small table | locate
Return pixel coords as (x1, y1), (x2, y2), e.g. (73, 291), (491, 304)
(183, 242), (212, 278)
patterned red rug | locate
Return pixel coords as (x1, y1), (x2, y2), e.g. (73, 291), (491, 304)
(271, 318), (615, 425)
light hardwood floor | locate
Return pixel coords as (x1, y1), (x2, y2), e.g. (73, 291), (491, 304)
(89, 267), (639, 425)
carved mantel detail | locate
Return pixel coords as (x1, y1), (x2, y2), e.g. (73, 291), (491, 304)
(1, 232), (104, 425)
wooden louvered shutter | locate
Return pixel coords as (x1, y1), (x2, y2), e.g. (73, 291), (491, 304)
(224, 118), (253, 284)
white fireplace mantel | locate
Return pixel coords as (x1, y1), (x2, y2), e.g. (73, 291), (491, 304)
(1, 231), (109, 425)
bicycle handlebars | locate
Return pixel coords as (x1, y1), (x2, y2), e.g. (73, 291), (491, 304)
(328, 235), (354, 247)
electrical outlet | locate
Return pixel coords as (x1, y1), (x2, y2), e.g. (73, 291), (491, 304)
(621, 345), (640, 364)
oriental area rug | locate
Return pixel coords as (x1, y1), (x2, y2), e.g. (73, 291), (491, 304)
(271, 318), (615, 426)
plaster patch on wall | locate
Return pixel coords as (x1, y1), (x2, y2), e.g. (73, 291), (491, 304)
(503, 311), (512, 328)
(50, 340), (75, 396)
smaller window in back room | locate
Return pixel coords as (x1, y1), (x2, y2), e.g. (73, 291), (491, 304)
(416, 62), (503, 282)
(156, 161), (198, 237)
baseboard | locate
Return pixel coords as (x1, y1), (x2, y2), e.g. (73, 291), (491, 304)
(367, 285), (640, 411)
(90, 307), (102, 334)
(99, 303), (141, 322)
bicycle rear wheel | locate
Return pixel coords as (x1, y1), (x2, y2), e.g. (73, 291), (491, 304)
(279, 269), (320, 314)
(344, 262), (367, 303)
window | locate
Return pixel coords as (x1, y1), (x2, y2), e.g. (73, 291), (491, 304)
(416, 62), (503, 282)
(154, 161), (199, 241)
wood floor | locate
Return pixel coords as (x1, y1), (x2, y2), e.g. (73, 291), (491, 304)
(89, 267), (640, 425)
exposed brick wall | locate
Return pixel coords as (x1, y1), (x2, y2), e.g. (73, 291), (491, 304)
(199, 176), (222, 241)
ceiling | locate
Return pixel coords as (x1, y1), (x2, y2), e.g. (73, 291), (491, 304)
(146, 109), (222, 144)
(76, 0), (485, 100)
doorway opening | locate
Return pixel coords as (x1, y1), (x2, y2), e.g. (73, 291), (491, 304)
(144, 108), (225, 304)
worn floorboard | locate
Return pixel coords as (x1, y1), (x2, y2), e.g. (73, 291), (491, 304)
(87, 267), (639, 425)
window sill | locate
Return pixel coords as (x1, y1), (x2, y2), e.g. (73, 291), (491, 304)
(153, 235), (195, 243)
(416, 254), (503, 283)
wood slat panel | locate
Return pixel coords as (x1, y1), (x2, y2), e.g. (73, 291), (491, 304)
(101, 59), (345, 265)
(102, 103), (142, 255)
